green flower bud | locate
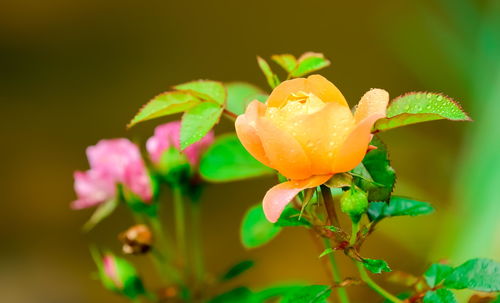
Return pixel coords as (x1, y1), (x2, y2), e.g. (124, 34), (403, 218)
(340, 187), (368, 222)
(99, 253), (146, 299)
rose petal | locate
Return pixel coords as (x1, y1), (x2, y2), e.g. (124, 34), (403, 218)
(305, 74), (348, 107)
(353, 88), (389, 123)
(267, 78), (307, 107)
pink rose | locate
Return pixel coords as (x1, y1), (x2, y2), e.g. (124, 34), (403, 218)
(72, 169), (116, 209)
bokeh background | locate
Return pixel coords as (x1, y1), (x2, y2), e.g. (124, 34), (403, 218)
(1, 0), (499, 302)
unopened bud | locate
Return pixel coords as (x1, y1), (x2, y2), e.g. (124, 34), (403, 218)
(119, 224), (153, 255)
(99, 253), (145, 299)
(340, 187), (368, 223)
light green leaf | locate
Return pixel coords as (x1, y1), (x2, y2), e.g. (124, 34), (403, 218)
(275, 205), (311, 227)
(444, 258), (500, 292)
(424, 263), (454, 288)
(280, 285), (332, 303)
(253, 285), (305, 302)
(128, 92), (200, 128)
(290, 52), (331, 77)
(220, 260), (255, 282)
(174, 80), (226, 105)
(423, 289), (457, 303)
(363, 258), (392, 274)
(225, 82), (267, 116)
(319, 248), (334, 258)
(257, 56), (280, 88)
(241, 204), (281, 249)
(368, 196), (435, 222)
(83, 198), (119, 232)
(271, 54), (297, 73)
(374, 92), (471, 132)
(180, 102), (223, 150)
(199, 134), (273, 182)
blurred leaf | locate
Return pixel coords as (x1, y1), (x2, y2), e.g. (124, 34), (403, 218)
(199, 134), (273, 182)
(275, 205), (311, 227)
(253, 285), (305, 302)
(361, 136), (396, 201)
(374, 92), (471, 132)
(207, 287), (253, 303)
(257, 56), (280, 89)
(220, 260), (255, 282)
(363, 258), (392, 274)
(271, 54), (297, 73)
(241, 204), (281, 249)
(180, 102), (223, 150)
(444, 258), (500, 292)
(425, 263), (454, 288)
(290, 52), (331, 77)
(83, 198), (119, 232)
(280, 285), (332, 303)
(319, 248), (334, 258)
(368, 196), (435, 222)
(324, 173), (352, 189)
(324, 225), (340, 232)
(174, 80), (226, 105)
(128, 92), (199, 128)
(424, 289), (457, 303)
(225, 82), (267, 115)
(468, 294), (500, 303)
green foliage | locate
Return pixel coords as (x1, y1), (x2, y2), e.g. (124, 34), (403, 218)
(363, 258), (392, 274)
(128, 92), (200, 128)
(271, 54), (298, 73)
(275, 205), (311, 227)
(174, 80), (226, 105)
(180, 102), (223, 150)
(220, 260), (255, 282)
(424, 263), (454, 288)
(423, 288), (457, 303)
(290, 53), (331, 78)
(444, 258), (500, 292)
(241, 204), (281, 249)
(207, 287), (253, 303)
(374, 92), (471, 132)
(368, 196), (435, 222)
(83, 198), (119, 232)
(114, 257), (146, 299)
(225, 82), (267, 116)
(199, 134), (273, 182)
(257, 56), (280, 89)
(280, 285), (332, 303)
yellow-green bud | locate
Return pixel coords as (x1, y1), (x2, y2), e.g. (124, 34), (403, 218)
(340, 187), (368, 222)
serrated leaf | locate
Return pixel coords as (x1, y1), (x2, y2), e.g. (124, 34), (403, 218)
(423, 289), (457, 303)
(174, 80), (226, 105)
(275, 205), (312, 227)
(368, 196), (435, 221)
(180, 102), (223, 150)
(444, 258), (500, 292)
(280, 285), (332, 303)
(257, 56), (280, 88)
(290, 52), (331, 77)
(424, 263), (454, 288)
(271, 54), (297, 73)
(83, 198), (119, 232)
(220, 260), (255, 282)
(319, 248), (334, 258)
(199, 134), (273, 182)
(241, 204), (281, 249)
(225, 82), (267, 116)
(363, 258), (392, 274)
(128, 92), (200, 128)
(374, 92), (471, 132)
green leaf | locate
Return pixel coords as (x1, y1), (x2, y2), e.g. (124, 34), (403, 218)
(363, 258), (392, 274)
(241, 204), (281, 249)
(280, 285), (332, 303)
(423, 289), (457, 303)
(257, 56), (280, 89)
(424, 263), (454, 288)
(253, 285), (305, 302)
(271, 54), (298, 73)
(180, 102), (223, 150)
(444, 258), (500, 292)
(319, 248), (334, 258)
(290, 52), (331, 77)
(324, 173), (352, 189)
(114, 256), (146, 299)
(207, 287), (253, 303)
(374, 92), (472, 132)
(275, 205), (311, 227)
(225, 82), (267, 116)
(220, 260), (255, 282)
(199, 134), (273, 182)
(368, 196), (435, 222)
(128, 92), (200, 128)
(174, 80), (226, 105)
(83, 198), (119, 232)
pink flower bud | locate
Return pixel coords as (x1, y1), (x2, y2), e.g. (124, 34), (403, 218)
(103, 255), (122, 289)
(146, 121), (214, 167)
(71, 169), (116, 209)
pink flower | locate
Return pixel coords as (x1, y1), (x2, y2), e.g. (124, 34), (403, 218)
(103, 255), (122, 288)
(146, 121), (214, 167)
(72, 169), (116, 209)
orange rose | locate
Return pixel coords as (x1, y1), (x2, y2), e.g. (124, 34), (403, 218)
(235, 75), (389, 222)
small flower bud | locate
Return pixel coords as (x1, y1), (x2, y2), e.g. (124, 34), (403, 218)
(119, 224), (153, 255)
(99, 253), (146, 299)
(340, 187), (368, 222)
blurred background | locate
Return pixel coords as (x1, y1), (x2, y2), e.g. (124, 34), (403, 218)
(1, 0), (499, 302)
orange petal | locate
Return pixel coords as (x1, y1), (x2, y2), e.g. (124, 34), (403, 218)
(353, 88), (389, 123)
(256, 116), (312, 179)
(235, 118), (271, 167)
(263, 175), (332, 222)
(305, 75), (348, 107)
(267, 78), (307, 107)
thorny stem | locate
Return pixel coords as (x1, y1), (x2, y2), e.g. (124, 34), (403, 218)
(322, 238), (351, 303)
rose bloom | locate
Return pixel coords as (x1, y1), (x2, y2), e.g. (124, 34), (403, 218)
(235, 75), (388, 222)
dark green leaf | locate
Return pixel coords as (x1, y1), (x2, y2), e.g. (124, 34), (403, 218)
(199, 134), (273, 182)
(207, 287), (253, 303)
(444, 258), (500, 292)
(180, 102), (223, 150)
(374, 92), (471, 132)
(271, 54), (297, 73)
(128, 92), (200, 128)
(424, 263), (454, 288)
(368, 196), (435, 222)
(241, 204), (281, 249)
(280, 285), (332, 303)
(257, 56), (280, 88)
(83, 198), (119, 232)
(220, 260), (255, 282)
(275, 205), (311, 227)
(225, 82), (267, 116)
(290, 52), (330, 77)
(363, 258), (392, 274)
(174, 80), (226, 105)
(423, 289), (457, 303)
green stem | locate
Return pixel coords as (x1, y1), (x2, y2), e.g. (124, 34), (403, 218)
(173, 187), (187, 271)
(355, 262), (404, 303)
(190, 201), (205, 285)
(322, 238), (350, 303)
(320, 185), (340, 228)
(349, 221), (360, 246)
